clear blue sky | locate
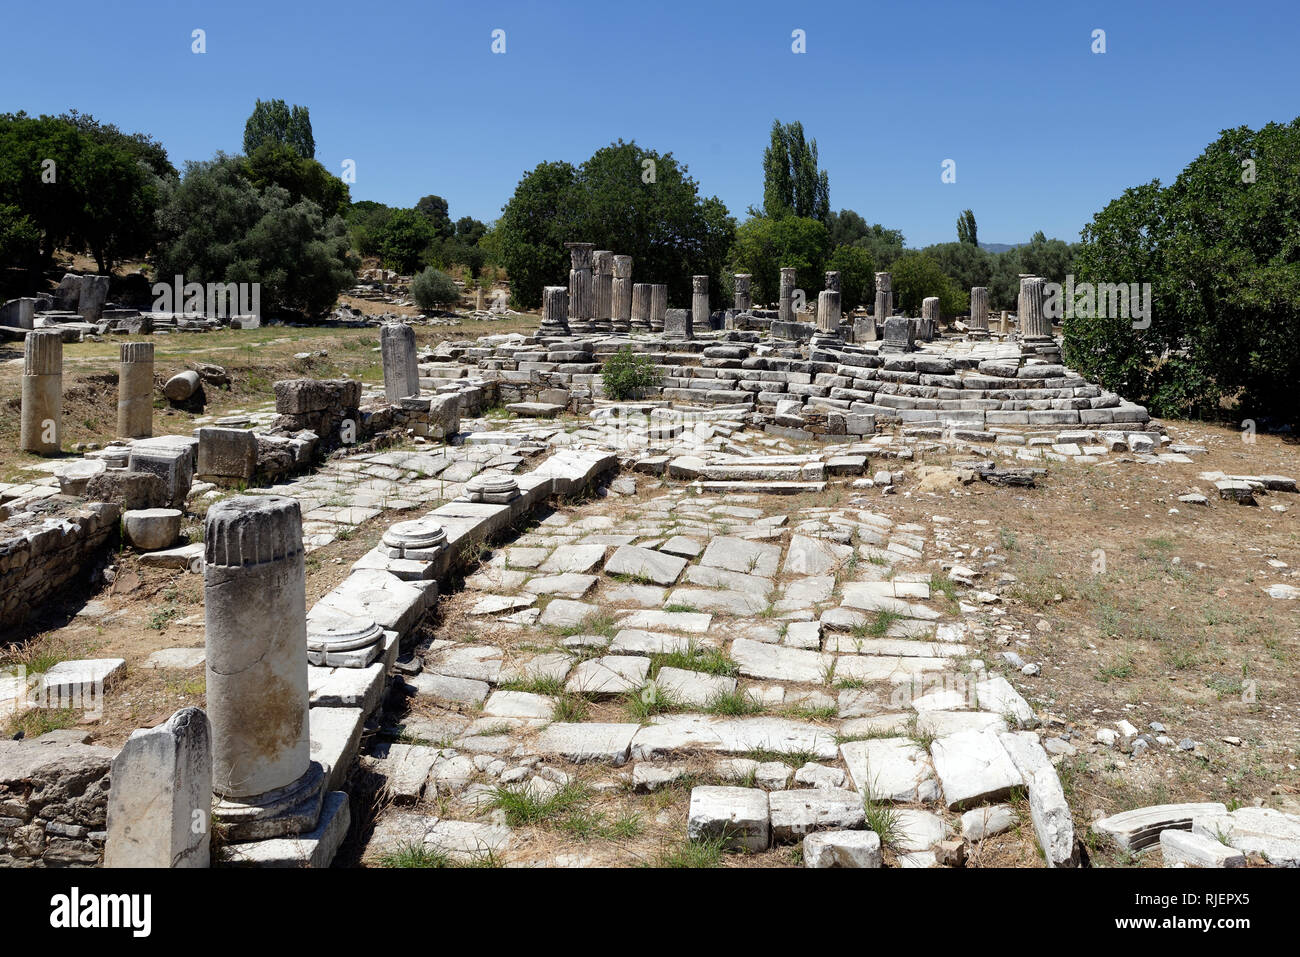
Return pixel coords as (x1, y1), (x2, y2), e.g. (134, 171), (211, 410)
(3, 0), (1296, 247)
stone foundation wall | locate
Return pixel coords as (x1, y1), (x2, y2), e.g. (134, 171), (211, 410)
(0, 737), (115, 867)
(273, 377), (474, 451)
(0, 503), (120, 630)
(455, 334), (1150, 429)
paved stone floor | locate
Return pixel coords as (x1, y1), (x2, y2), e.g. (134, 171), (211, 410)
(357, 475), (1074, 866)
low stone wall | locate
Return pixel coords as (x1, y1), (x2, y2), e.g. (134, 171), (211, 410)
(0, 503), (120, 631)
(0, 736), (115, 867)
(272, 378), (468, 451)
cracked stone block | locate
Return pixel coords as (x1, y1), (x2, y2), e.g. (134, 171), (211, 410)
(769, 787), (865, 843)
(840, 737), (940, 803)
(687, 786), (770, 851)
(803, 830), (882, 868)
(930, 729), (1024, 809)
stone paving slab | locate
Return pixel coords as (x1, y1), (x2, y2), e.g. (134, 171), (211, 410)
(565, 656), (650, 695)
(532, 723), (640, 765)
(730, 638), (833, 682)
(603, 545), (688, 586)
(930, 729), (1024, 809)
(840, 737), (940, 803)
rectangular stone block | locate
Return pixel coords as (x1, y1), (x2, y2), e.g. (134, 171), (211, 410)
(105, 707), (211, 868)
(128, 446), (193, 509)
(196, 427), (258, 483)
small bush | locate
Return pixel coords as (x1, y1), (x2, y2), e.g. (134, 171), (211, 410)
(411, 267), (461, 312)
(601, 346), (661, 400)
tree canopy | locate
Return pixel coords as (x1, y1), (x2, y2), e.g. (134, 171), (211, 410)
(761, 120), (830, 223)
(0, 111), (173, 275)
(891, 252), (968, 317)
(493, 141), (734, 309)
(957, 209), (977, 246)
(154, 154), (354, 317)
(1066, 117), (1300, 422)
(236, 142), (349, 218)
(243, 99), (315, 159)
(727, 215), (829, 308)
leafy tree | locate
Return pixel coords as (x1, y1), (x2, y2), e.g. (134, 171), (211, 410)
(0, 111), (169, 274)
(1018, 230), (1078, 284)
(236, 142), (349, 218)
(426, 235), (486, 276)
(761, 120), (829, 222)
(1068, 118), (1300, 421)
(921, 241), (992, 295)
(0, 203), (40, 272)
(987, 248), (1025, 310)
(243, 99), (315, 159)
(410, 266), (460, 311)
(891, 251), (967, 317)
(576, 142), (733, 308)
(455, 216), (487, 244)
(726, 214), (829, 307)
(154, 155), (354, 317)
(1064, 181), (1173, 409)
(376, 208), (435, 274)
(492, 160), (580, 309)
(68, 140), (166, 274)
(61, 110), (175, 179)
(493, 142), (734, 309)
(827, 244), (874, 311)
(957, 209), (977, 246)
(828, 209), (872, 248)
(856, 223), (906, 271)
(414, 194), (454, 239)
(345, 200), (395, 257)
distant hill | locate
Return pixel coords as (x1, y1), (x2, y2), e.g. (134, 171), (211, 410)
(979, 242), (1024, 253)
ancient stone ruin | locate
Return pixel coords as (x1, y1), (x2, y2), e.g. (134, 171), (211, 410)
(2, 242), (1298, 873)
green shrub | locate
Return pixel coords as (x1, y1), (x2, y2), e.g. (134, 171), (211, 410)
(601, 346), (661, 400)
(410, 267), (461, 312)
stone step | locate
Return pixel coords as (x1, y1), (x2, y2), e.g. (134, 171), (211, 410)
(690, 480), (828, 495)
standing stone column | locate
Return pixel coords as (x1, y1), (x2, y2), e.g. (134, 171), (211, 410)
(591, 250), (614, 334)
(630, 283), (652, 331)
(20, 329), (62, 455)
(205, 496), (324, 840)
(871, 272), (892, 341)
(969, 287), (990, 337)
(814, 289), (842, 343)
(734, 274), (752, 313)
(875, 272), (893, 319)
(1020, 276), (1051, 340)
(380, 323), (420, 402)
(105, 707), (212, 868)
(1016, 273), (1033, 334)
(921, 297), (940, 341)
(778, 268), (797, 323)
(117, 341), (154, 439)
(565, 242), (594, 334)
(612, 255), (634, 333)
(649, 284), (668, 332)
(1000, 310), (1010, 335)
(537, 286), (570, 337)
(691, 276), (710, 332)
